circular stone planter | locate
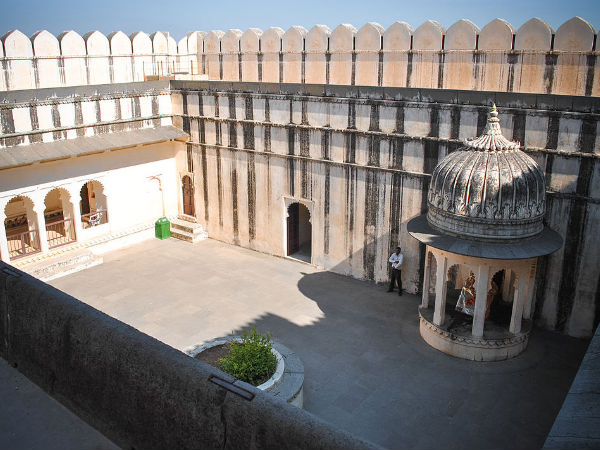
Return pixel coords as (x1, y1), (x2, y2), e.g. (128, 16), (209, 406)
(186, 337), (304, 408)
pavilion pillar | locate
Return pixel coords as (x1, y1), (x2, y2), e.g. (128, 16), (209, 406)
(421, 248), (431, 308)
(433, 253), (447, 326)
(472, 264), (490, 338)
(522, 261), (537, 320)
(502, 268), (512, 301)
(33, 204), (49, 254)
(510, 272), (528, 334)
(0, 209), (10, 262)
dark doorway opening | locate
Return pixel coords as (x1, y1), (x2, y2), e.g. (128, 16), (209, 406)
(182, 175), (195, 216)
(286, 202), (311, 263)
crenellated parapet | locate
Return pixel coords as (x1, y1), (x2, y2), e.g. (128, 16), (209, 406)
(0, 17), (598, 95)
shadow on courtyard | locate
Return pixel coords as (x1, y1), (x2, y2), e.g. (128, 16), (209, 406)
(226, 267), (588, 450)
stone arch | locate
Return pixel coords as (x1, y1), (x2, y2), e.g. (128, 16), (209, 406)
(282, 26), (306, 83)
(285, 200), (312, 263)
(80, 180), (108, 228)
(84, 31), (110, 84)
(514, 18), (553, 50)
(108, 31), (133, 83)
(330, 24), (357, 85)
(130, 31), (152, 80)
(355, 22), (383, 86)
(1, 30), (35, 90)
(305, 25), (330, 84)
(260, 27), (284, 82)
(181, 175), (195, 217)
(478, 18), (515, 50)
(382, 21), (413, 87)
(412, 20), (444, 50)
(44, 188), (77, 248)
(241, 28), (262, 82)
(222, 29), (243, 81)
(444, 19), (478, 50)
(4, 195), (40, 259)
(553, 17), (596, 96)
(204, 30), (224, 80)
(58, 30), (87, 86)
(150, 31), (169, 76)
(514, 18), (553, 94)
(31, 30), (61, 88)
(411, 21), (444, 89)
(443, 20), (479, 90)
(554, 16), (595, 51)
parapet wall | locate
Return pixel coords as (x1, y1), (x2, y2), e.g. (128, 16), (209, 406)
(0, 262), (376, 450)
(2, 16), (599, 96)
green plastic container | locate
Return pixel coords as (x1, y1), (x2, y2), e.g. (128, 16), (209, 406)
(155, 217), (171, 239)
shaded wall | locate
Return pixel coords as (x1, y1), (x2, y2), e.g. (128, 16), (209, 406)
(0, 262), (376, 450)
(172, 80), (600, 338)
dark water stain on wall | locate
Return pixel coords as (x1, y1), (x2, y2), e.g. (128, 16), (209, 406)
(201, 146), (209, 223)
(247, 153), (256, 241)
(363, 168), (379, 280)
(231, 165), (239, 244)
(555, 158), (593, 331)
(324, 164), (330, 256)
(216, 149), (224, 228)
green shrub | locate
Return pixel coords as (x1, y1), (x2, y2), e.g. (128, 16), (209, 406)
(219, 327), (277, 386)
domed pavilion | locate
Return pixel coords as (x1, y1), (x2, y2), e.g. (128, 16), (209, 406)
(408, 105), (563, 361)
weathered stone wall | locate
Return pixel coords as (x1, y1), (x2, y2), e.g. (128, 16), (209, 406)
(1, 16), (599, 96)
(0, 81), (173, 149)
(196, 16), (599, 96)
(0, 263), (376, 450)
(172, 80), (600, 338)
(0, 30), (196, 91)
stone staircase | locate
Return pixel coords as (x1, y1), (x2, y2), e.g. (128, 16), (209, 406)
(22, 248), (103, 282)
(169, 216), (208, 243)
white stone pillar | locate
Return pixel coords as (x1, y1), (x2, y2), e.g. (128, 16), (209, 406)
(472, 264), (490, 338)
(421, 249), (431, 308)
(433, 253), (447, 326)
(33, 205), (49, 254)
(68, 187), (83, 242)
(510, 272), (528, 334)
(0, 208), (10, 262)
(523, 261), (537, 320)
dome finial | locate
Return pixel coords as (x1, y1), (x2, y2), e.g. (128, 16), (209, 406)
(463, 105), (520, 151)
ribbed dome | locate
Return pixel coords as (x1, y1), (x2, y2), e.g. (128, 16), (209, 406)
(427, 105), (546, 240)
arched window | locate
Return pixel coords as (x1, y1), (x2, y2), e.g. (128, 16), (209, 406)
(4, 196), (40, 259)
(80, 181), (108, 228)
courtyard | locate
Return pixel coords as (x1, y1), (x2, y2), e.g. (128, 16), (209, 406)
(49, 237), (588, 450)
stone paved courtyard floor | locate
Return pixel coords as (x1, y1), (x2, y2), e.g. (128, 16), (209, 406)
(49, 237), (589, 450)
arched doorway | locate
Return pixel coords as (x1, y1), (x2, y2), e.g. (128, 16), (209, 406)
(182, 175), (194, 216)
(44, 188), (76, 248)
(4, 196), (40, 259)
(80, 181), (108, 228)
(286, 202), (311, 263)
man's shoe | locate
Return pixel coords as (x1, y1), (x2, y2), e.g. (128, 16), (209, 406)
(399, 291), (403, 296)
(387, 289), (393, 292)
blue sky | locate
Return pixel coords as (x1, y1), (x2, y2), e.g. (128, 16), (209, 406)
(1, 0), (598, 41)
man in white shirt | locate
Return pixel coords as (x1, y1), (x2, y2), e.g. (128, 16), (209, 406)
(387, 246), (403, 296)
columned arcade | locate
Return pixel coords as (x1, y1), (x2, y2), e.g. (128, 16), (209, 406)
(0, 179), (110, 263)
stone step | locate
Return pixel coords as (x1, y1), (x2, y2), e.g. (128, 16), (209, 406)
(169, 218), (206, 235)
(177, 214), (197, 224)
(170, 228), (208, 244)
(22, 248), (103, 282)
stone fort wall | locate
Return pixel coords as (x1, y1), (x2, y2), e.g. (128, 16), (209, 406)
(1, 16), (599, 96)
(171, 81), (600, 338)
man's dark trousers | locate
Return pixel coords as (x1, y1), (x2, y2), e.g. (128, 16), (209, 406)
(389, 268), (402, 294)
